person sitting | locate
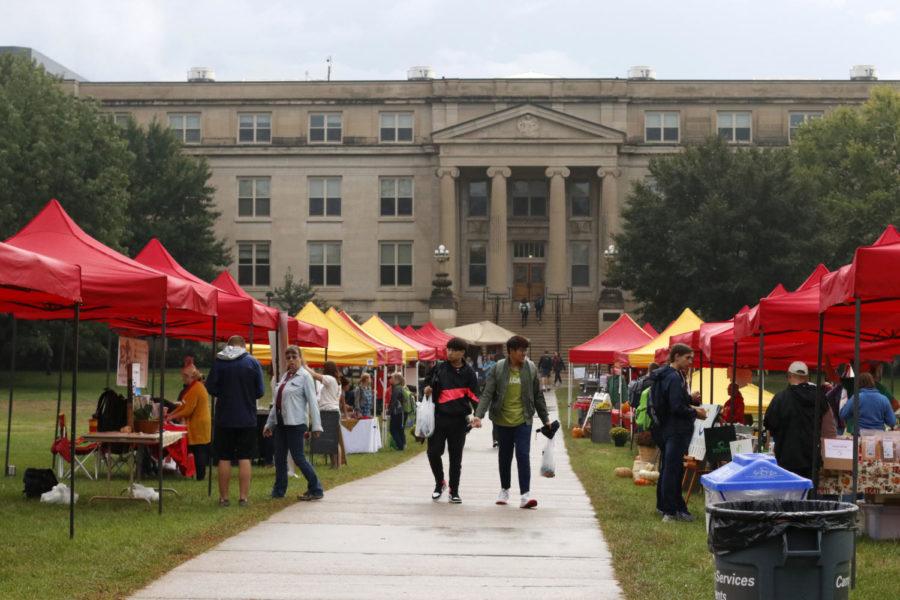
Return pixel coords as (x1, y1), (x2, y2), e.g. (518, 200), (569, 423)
(166, 366), (211, 481)
(839, 372), (896, 433)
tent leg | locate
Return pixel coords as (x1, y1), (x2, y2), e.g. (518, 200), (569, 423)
(730, 342), (738, 420)
(4, 315), (16, 478)
(52, 324), (68, 466)
(249, 323), (254, 354)
(105, 328), (112, 389)
(757, 331), (765, 448)
(850, 299), (862, 589)
(811, 313), (825, 499)
(208, 317), (217, 497)
(150, 336), (157, 397)
(566, 364), (572, 429)
(699, 353), (704, 401)
(69, 304), (80, 539)
(158, 308), (167, 515)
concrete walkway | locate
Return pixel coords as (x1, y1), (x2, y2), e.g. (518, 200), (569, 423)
(132, 391), (623, 600)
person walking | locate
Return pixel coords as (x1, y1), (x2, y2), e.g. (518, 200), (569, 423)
(537, 350), (553, 392)
(534, 294), (545, 324)
(551, 352), (565, 387)
(475, 335), (551, 509)
(650, 343), (706, 522)
(166, 365), (211, 481)
(519, 299), (530, 327)
(428, 337), (480, 504)
(205, 335), (265, 507)
(263, 346), (324, 501)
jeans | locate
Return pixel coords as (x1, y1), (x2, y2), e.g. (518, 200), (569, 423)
(272, 424), (322, 498)
(189, 443), (209, 481)
(659, 429), (692, 516)
(427, 413), (468, 493)
(390, 411), (406, 450)
(495, 422), (532, 495)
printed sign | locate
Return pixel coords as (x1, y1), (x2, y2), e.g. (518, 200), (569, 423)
(687, 404), (720, 460)
(714, 566), (757, 600)
(116, 337), (149, 388)
(729, 438), (754, 457)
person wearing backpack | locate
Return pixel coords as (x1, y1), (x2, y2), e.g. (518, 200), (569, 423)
(652, 344), (706, 523)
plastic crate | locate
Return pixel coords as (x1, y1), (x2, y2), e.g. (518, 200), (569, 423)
(861, 503), (900, 540)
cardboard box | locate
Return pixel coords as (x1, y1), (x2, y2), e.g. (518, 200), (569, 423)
(822, 438), (855, 471)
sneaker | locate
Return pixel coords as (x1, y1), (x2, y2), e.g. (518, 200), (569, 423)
(238, 498), (249, 507)
(432, 480), (447, 502)
(298, 492), (324, 501)
(496, 489), (510, 505)
(675, 511), (695, 522)
(661, 513), (677, 523)
(519, 493), (538, 509)
(449, 492), (462, 504)
(218, 498), (230, 507)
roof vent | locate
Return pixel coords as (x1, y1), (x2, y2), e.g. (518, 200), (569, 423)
(407, 66), (434, 80)
(627, 66), (655, 80)
(187, 67), (216, 82)
(850, 65), (877, 81)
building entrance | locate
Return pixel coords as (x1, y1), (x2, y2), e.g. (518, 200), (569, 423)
(512, 262), (545, 303)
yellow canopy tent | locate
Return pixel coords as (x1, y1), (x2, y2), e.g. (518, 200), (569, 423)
(361, 316), (420, 362)
(623, 308), (704, 368)
(691, 368), (773, 412)
(324, 308), (404, 364)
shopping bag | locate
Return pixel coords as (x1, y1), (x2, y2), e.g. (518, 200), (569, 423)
(414, 398), (435, 438)
(540, 436), (556, 478)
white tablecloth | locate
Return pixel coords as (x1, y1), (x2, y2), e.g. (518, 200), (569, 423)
(341, 418), (382, 454)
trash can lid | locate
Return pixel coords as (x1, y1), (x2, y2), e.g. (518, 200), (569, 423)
(731, 452), (776, 466)
(701, 457), (812, 492)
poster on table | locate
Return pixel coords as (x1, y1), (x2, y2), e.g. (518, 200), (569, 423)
(116, 337), (149, 388)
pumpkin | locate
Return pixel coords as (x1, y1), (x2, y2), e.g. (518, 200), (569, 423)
(614, 467), (633, 478)
(572, 427), (584, 438)
(634, 478), (651, 486)
(637, 469), (660, 482)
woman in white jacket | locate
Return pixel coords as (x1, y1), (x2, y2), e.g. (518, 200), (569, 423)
(263, 346), (324, 500)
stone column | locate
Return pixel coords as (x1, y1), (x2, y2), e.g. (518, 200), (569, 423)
(436, 167), (460, 292)
(545, 166), (570, 294)
(597, 167), (621, 253)
(486, 166), (511, 294)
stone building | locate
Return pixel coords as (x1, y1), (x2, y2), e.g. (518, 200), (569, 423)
(62, 63), (893, 350)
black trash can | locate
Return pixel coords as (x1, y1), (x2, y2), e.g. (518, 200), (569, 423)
(707, 500), (858, 600)
(590, 411), (611, 443)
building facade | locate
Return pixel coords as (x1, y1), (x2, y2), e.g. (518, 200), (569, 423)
(68, 72), (895, 335)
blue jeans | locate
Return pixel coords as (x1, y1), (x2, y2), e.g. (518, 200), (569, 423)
(659, 429), (692, 516)
(272, 424), (322, 498)
(495, 422), (532, 495)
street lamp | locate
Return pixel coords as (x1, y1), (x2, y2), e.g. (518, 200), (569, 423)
(599, 244), (624, 310)
(429, 244), (454, 308)
(434, 244), (450, 264)
(265, 291), (274, 307)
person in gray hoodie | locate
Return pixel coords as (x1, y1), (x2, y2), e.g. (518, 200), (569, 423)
(205, 335), (265, 507)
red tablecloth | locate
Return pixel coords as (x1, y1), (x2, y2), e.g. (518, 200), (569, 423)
(151, 424), (196, 478)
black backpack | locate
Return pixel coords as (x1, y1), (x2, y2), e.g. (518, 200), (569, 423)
(23, 468), (58, 499)
(647, 371), (669, 429)
(93, 388), (127, 432)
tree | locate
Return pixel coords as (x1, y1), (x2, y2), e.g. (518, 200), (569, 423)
(120, 120), (230, 280)
(614, 137), (825, 326)
(272, 269), (328, 315)
(792, 86), (900, 265)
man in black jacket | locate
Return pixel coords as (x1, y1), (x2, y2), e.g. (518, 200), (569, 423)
(428, 337), (480, 504)
(652, 344), (706, 522)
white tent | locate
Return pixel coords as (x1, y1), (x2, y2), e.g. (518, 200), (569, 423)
(444, 320), (519, 345)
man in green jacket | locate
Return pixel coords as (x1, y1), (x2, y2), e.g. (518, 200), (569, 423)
(473, 335), (550, 509)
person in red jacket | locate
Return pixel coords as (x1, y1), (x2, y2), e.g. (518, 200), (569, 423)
(721, 368), (751, 424)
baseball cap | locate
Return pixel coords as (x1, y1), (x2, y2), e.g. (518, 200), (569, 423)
(788, 361), (809, 376)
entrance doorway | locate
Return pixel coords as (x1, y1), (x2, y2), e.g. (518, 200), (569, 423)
(512, 262), (545, 302)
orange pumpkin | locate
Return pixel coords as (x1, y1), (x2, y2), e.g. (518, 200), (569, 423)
(572, 427), (584, 438)
(634, 478), (651, 486)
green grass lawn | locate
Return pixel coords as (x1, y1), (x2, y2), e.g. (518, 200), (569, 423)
(0, 370), (423, 600)
(557, 392), (899, 600)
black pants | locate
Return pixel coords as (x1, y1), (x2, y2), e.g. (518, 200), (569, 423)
(659, 429), (692, 516)
(189, 443), (210, 481)
(427, 413), (468, 493)
(390, 411), (406, 450)
(554, 371), (562, 385)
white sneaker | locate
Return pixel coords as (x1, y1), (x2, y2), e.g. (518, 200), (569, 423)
(520, 493), (538, 509)
(496, 489), (510, 505)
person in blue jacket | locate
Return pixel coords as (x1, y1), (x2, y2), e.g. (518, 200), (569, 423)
(840, 371), (896, 433)
(205, 335), (265, 507)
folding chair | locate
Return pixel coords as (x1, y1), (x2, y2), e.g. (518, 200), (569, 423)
(52, 413), (99, 480)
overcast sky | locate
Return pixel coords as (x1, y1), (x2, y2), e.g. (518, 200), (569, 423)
(3, 0), (898, 82)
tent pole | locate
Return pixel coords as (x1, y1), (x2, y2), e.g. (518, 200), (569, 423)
(52, 324), (68, 466)
(158, 308), (167, 515)
(699, 352), (704, 401)
(69, 304), (80, 539)
(4, 315), (16, 478)
(150, 336), (157, 397)
(249, 322), (254, 354)
(105, 328), (112, 389)
(757, 330), (765, 448)
(811, 312), (825, 499)
(566, 364), (572, 429)
(730, 342), (738, 422)
(851, 298), (861, 589)
(208, 317), (217, 497)
(628, 367), (635, 452)
(274, 324), (281, 380)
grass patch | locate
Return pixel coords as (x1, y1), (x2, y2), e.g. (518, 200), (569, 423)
(557, 392), (899, 600)
(0, 370), (423, 600)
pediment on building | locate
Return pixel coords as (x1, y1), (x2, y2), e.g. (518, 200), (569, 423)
(432, 104), (625, 144)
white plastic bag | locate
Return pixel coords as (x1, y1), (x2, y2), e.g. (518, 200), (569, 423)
(414, 398), (435, 438)
(540, 436), (556, 478)
(40, 483), (78, 504)
(130, 483), (160, 502)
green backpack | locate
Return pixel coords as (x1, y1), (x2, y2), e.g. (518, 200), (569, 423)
(635, 387), (652, 431)
(401, 386), (415, 415)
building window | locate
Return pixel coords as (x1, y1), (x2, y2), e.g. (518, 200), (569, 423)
(645, 111), (679, 143)
(237, 177), (271, 218)
(238, 113), (271, 144)
(379, 312), (414, 327)
(113, 112), (132, 127)
(380, 177), (413, 216)
(569, 181), (591, 218)
(169, 113), (201, 144)
(513, 242), (545, 259)
(308, 242), (341, 286)
(380, 112), (413, 142)
(717, 111), (752, 143)
(237, 242), (270, 287)
(380, 242), (413, 286)
(308, 177), (341, 217)
(309, 113), (342, 143)
(789, 111), (824, 142)
(511, 180), (547, 217)
(469, 243), (487, 287)
(571, 242), (589, 287)
(468, 181), (488, 217)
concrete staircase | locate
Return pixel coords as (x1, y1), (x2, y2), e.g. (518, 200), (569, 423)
(456, 297), (599, 354)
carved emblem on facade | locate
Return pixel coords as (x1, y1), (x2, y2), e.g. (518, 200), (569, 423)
(516, 114), (540, 137)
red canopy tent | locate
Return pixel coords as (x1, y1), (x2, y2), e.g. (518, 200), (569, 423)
(399, 325), (447, 360)
(0, 242), (83, 313)
(419, 322), (453, 346)
(377, 317), (437, 361)
(642, 322), (659, 337)
(568, 314), (653, 364)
